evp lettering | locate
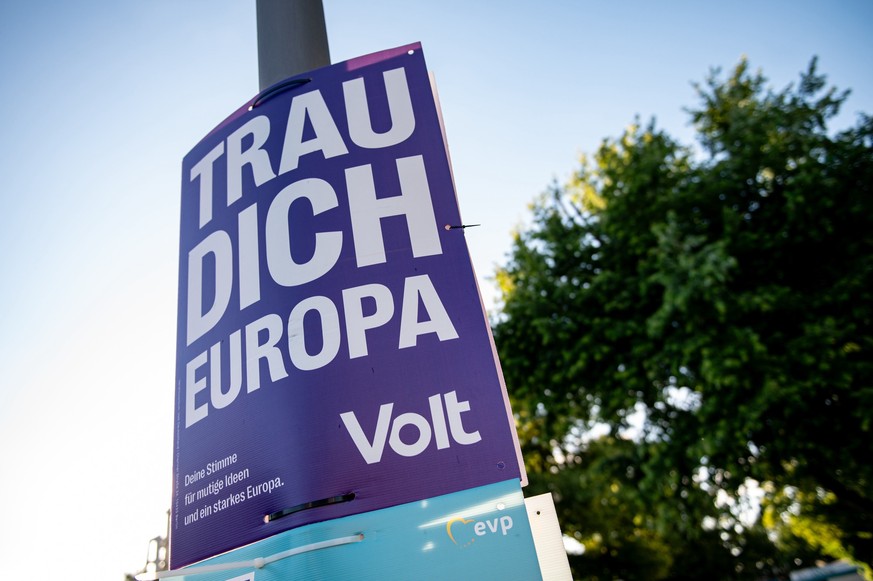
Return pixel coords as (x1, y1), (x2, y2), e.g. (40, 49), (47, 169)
(340, 391), (481, 464)
(446, 514), (515, 549)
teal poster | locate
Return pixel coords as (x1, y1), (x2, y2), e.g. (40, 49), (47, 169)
(171, 479), (542, 580)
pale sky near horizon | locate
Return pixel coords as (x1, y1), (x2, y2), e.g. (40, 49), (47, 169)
(0, 2), (871, 578)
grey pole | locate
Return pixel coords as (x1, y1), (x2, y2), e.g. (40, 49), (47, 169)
(256, 0), (331, 91)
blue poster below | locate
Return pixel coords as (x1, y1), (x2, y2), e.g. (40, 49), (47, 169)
(166, 479), (542, 581)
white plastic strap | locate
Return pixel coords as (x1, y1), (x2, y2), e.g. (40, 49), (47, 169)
(136, 534), (364, 580)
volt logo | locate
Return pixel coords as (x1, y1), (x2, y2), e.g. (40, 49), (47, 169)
(340, 391), (481, 464)
(446, 515), (514, 548)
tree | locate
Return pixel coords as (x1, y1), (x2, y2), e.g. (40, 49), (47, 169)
(494, 58), (873, 579)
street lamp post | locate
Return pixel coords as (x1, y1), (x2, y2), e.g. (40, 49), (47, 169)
(256, 0), (331, 91)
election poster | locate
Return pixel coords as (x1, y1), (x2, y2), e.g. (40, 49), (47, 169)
(171, 43), (526, 568)
(172, 480), (542, 580)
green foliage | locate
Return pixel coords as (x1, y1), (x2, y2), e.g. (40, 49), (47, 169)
(495, 58), (873, 579)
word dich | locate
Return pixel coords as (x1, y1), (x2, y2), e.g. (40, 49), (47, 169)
(183, 65), (460, 429)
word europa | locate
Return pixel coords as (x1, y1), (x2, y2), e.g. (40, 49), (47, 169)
(183, 65), (461, 429)
(446, 515), (514, 548)
(340, 391), (481, 464)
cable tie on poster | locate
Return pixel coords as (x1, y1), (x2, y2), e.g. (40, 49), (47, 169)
(444, 223), (481, 230)
(265, 492), (357, 523)
(249, 77), (312, 110)
(135, 534), (364, 580)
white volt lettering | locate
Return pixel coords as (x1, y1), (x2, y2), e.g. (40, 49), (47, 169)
(339, 391), (481, 464)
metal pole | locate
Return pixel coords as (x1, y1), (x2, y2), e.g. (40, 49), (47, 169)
(256, 0), (331, 91)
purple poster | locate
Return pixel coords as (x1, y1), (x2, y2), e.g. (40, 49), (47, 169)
(171, 43), (524, 568)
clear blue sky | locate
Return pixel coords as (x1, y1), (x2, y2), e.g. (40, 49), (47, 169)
(0, 1), (870, 578)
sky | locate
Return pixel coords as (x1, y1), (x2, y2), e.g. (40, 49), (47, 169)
(0, 1), (871, 578)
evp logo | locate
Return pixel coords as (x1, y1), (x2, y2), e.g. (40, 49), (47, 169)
(340, 391), (481, 464)
(446, 514), (515, 548)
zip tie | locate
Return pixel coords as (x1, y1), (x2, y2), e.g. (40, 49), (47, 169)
(136, 534), (364, 580)
(248, 77), (312, 110)
(265, 492), (356, 523)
